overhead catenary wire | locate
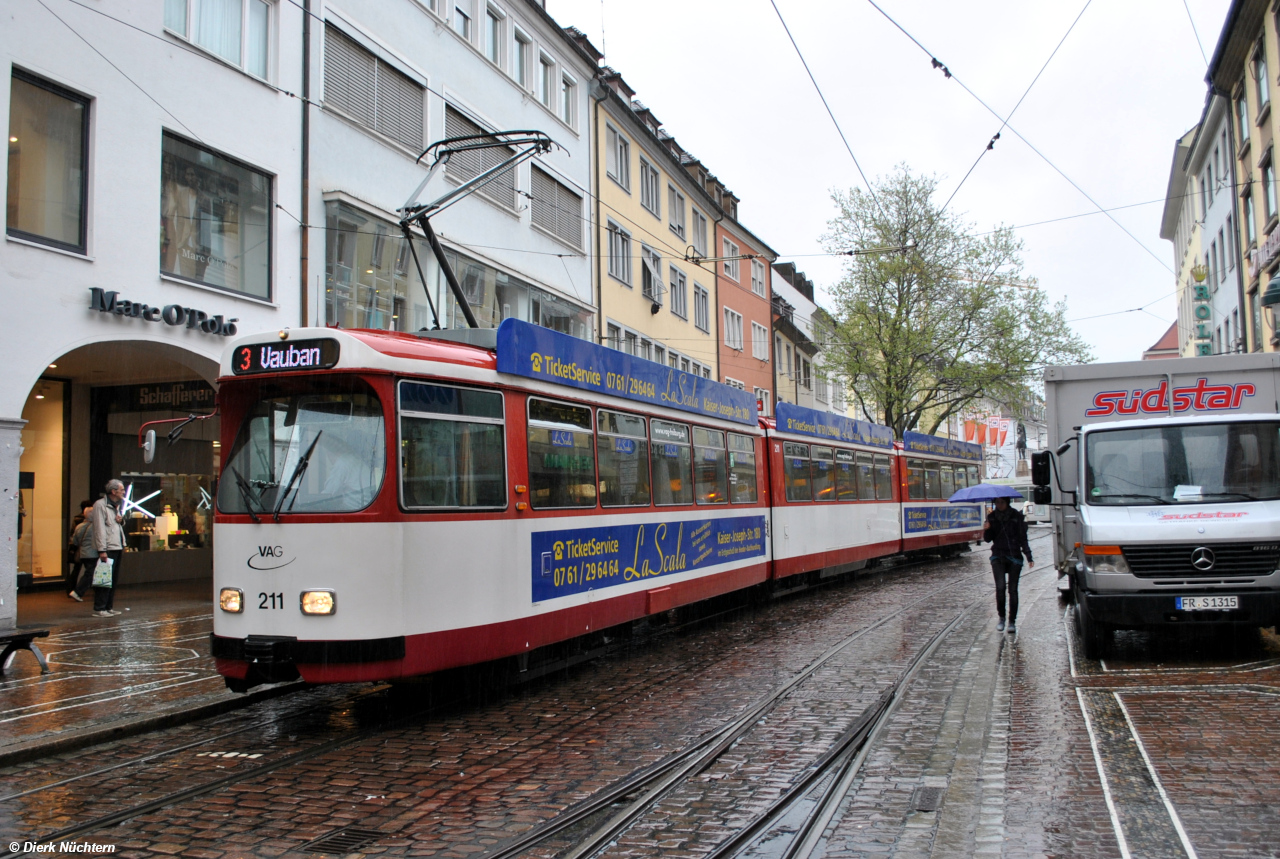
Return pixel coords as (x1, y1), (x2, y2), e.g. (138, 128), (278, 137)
(863, 0), (1176, 277)
(768, 0), (886, 218)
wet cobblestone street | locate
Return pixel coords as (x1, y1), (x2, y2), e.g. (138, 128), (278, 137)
(3, 530), (1279, 858)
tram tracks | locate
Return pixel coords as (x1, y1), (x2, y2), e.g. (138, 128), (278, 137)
(0, 548), (1013, 858)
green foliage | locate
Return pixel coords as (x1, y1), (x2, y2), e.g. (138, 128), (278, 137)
(823, 167), (1092, 436)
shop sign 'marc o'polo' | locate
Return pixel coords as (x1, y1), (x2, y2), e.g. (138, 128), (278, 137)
(88, 287), (238, 336)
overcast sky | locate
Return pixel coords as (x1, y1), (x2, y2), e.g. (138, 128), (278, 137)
(546, 0), (1231, 364)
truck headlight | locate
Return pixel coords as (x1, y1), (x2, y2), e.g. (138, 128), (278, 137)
(219, 588), (243, 613)
(300, 590), (336, 615)
(1083, 545), (1131, 574)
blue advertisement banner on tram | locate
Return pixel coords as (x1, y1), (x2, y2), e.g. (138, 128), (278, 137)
(902, 431), (983, 462)
(774, 402), (895, 449)
(495, 318), (757, 426)
(903, 505), (983, 533)
(530, 515), (768, 602)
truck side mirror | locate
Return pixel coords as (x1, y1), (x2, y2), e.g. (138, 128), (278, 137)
(1031, 451), (1052, 487)
(1032, 485), (1052, 505)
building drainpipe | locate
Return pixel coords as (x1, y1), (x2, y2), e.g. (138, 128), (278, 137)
(300, 0), (312, 328)
(592, 83), (605, 346)
(1217, 86), (1250, 352)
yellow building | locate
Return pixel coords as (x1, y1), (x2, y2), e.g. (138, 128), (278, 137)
(592, 69), (720, 376)
(1207, 0), (1279, 351)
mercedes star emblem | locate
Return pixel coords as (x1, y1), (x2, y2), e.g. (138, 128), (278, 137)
(1191, 546), (1216, 571)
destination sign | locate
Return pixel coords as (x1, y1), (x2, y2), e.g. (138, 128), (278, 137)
(496, 318), (757, 426)
(774, 402), (895, 449)
(231, 338), (341, 375)
(902, 431), (983, 462)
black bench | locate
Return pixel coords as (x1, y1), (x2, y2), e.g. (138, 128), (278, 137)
(0, 627), (51, 675)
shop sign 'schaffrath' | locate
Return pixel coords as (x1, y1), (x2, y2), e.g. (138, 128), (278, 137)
(88, 287), (238, 336)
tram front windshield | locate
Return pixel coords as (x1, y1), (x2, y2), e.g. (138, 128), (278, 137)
(218, 380), (386, 515)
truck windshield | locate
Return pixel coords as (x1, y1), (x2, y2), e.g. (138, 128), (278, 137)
(218, 380), (386, 515)
(1085, 421), (1280, 505)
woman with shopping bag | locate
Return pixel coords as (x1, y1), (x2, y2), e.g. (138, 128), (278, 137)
(91, 479), (127, 618)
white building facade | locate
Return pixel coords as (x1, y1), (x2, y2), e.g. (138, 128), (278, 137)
(1, 0), (308, 622)
(770, 263), (845, 415)
(1161, 95), (1246, 357)
(0, 0), (599, 623)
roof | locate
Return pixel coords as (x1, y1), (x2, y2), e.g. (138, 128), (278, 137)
(1141, 323), (1181, 360)
(1206, 0), (1268, 93)
(1159, 127), (1197, 241)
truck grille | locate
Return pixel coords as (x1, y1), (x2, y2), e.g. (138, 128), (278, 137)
(1122, 543), (1280, 578)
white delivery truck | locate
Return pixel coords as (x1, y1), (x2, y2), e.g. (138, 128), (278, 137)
(1031, 353), (1280, 658)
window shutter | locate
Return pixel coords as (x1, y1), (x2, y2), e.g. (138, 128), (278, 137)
(530, 167), (556, 233)
(324, 27), (376, 128)
(445, 106), (516, 209)
(375, 62), (423, 150)
(555, 181), (582, 248)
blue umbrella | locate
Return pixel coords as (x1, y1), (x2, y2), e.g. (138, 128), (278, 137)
(947, 483), (1023, 503)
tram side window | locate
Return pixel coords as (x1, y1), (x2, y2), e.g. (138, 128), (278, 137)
(835, 450), (858, 501)
(907, 458), (925, 500)
(874, 455), (893, 499)
(728, 432), (758, 503)
(528, 399), (596, 508)
(940, 464), (955, 498)
(811, 446), (835, 501)
(784, 442), (812, 502)
(694, 427), (729, 504)
(399, 382), (505, 508)
(924, 462), (941, 499)
(651, 419), (693, 505)
(855, 452), (875, 500)
(954, 466), (968, 490)
(968, 465), (980, 486)
(598, 410), (650, 507)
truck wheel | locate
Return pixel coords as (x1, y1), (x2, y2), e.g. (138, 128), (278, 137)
(1075, 594), (1108, 660)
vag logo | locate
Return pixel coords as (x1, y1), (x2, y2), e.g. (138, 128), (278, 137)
(246, 545), (295, 571)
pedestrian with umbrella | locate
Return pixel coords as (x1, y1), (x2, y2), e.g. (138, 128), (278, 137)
(949, 483), (1033, 633)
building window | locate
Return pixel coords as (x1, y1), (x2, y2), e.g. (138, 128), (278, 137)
(641, 246), (664, 305)
(323, 26), (425, 150)
(1245, 189), (1257, 246)
(607, 222), (631, 284)
(724, 307), (744, 350)
(723, 238), (740, 280)
(606, 323), (622, 350)
(670, 266), (688, 319)
(754, 387), (770, 417)
(724, 377), (745, 390)
(453, 1), (473, 40)
(539, 55), (554, 107)
(606, 125), (630, 189)
(1256, 50), (1270, 109)
(751, 322), (769, 361)
(444, 105), (516, 209)
(692, 210), (707, 256)
(165, 0), (271, 78)
(816, 372), (829, 403)
(161, 132), (272, 299)
(484, 7), (502, 64)
(639, 158), (660, 217)
(1265, 157), (1277, 223)
(560, 74), (576, 126)
(6, 70), (89, 253)
(669, 185), (686, 239)
(1250, 288), (1262, 351)
(513, 31), (531, 87)
(1220, 228), (1228, 277)
(694, 284), (709, 332)
(802, 358), (812, 390)
(1238, 88), (1250, 145)
(530, 167), (583, 249)
(751, 259), (766, 296)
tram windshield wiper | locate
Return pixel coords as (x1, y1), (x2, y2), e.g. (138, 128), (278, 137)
(1091, 493), (1167, 504)
(231, 467), (262, 523)
(273, 431), (323, 522)
(1195, 491), (1261, 501)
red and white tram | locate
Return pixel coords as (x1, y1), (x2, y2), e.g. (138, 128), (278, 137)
(209, 320), (982, 690)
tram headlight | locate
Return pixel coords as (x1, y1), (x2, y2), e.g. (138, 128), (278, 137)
(300, 590), (336, 615)
(219, 588), (244, 613)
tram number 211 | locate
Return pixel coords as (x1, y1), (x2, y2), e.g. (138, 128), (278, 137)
(258, 592), (285, 610)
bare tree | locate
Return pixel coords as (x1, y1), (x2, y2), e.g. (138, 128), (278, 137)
(823, 167), (1092, 437)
